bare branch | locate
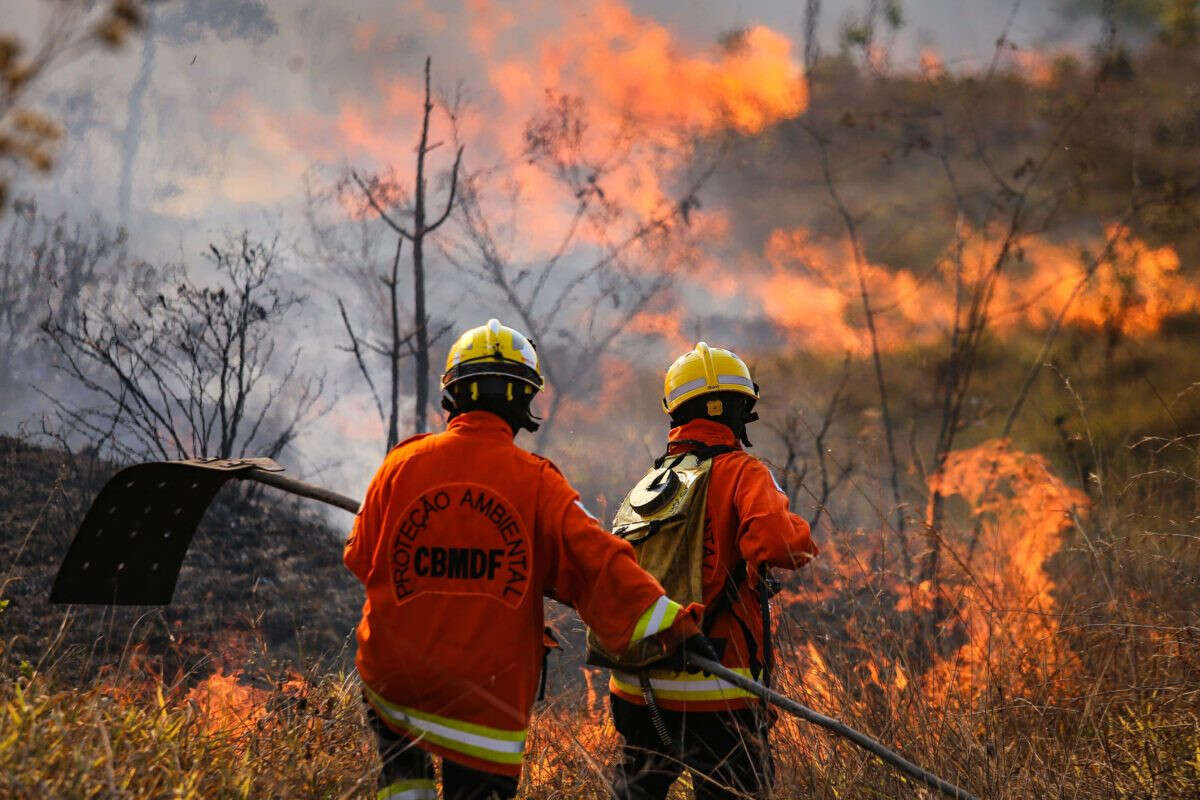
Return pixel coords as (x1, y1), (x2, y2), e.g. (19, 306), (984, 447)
(805, 121), (911, 571)
(425, 145), (464, 233)
(351, 171), (415, 241)
(337, 297), (387, 426)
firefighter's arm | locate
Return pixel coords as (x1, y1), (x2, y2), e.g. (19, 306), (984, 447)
(734, 458), (818, 576)
(343, 513), (371, 583)
(343, 464), (387, 583)
(539, 469), (700, 653)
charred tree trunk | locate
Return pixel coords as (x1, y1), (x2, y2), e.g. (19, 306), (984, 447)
(347, 57), (461, 445)
(411, 61), (432, 435)
(387, 238), (403, 448)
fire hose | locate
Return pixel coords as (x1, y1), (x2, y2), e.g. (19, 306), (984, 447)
(686, 653), (978, 800)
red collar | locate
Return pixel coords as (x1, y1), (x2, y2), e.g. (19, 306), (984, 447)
(667, 418), (741, 451)
(446, 410), (517, 441)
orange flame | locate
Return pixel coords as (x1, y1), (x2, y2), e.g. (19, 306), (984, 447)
(923, 439), (1090, 694)
(185, 668), (270, 734)
(929, 439), (1089, 608)
(743, 224), (1195, 354)
(919, 47), (945, 79)
(1006, 48), (1058, 87)
(318, 0), (807, 254)
(771, 439), (1090, 707)
(523, 3), (806, 138)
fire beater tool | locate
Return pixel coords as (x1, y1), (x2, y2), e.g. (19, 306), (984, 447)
(51, 458), (978, 799)
(49, 457), (357, 605)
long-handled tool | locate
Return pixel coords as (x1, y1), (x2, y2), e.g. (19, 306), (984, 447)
(51, 458), (978, 799)
(50, 457), (358, 605)
(687, 654), (978, 800)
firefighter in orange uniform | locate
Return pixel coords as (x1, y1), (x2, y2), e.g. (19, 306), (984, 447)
(344, 319), (703, 800)
(609, 343), (818, 800)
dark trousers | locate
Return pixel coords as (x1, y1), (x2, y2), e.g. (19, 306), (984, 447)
(610, 695), (774, 800)
(366, 703), (519, 800)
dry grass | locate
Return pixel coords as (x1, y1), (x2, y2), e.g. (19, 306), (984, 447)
(0, 665), (375, 799)
(2, 638), (1194, 800)
(0, 440), (1195, 799)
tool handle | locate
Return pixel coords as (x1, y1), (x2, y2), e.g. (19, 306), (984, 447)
(240, 468), (361, 514)
(686, 655), (978, 800)
(235, 466), (974, 799)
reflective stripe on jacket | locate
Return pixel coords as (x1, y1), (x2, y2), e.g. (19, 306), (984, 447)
(611, 666), (758, 703)
(345, 411), (698, 776)
(609, 418), (818, 712)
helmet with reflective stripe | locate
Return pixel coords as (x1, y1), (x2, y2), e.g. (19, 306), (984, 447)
(442, 318), (544, 394)
(662, 342), (758, 414)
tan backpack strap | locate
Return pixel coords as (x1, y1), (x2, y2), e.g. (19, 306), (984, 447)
(655, 441), (736, 467)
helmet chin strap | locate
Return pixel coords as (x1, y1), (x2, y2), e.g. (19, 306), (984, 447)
(440, 389), (457, 415)
(737, 410), (759, 447)
(671, 395), (759, 447)
(442, 385), (541, 434)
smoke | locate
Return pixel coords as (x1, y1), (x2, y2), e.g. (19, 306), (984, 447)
(2, 0), (1178, 517)
(117, 21), (155, 225)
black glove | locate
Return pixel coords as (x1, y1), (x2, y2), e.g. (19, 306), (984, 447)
(682, 634), (720, 675)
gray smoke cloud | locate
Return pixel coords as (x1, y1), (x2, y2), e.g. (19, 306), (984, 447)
(4, 0), (1090, 508)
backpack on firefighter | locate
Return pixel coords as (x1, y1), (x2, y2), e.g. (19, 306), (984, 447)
(585, 440), (731, 670)
(585, 437), (781, 671)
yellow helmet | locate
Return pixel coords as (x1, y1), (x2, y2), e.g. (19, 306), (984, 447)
(442, 318), (544, 397)
(662, 342), (758, 414)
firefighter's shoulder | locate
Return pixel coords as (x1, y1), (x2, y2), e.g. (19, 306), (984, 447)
(521, 450), (579, 494)
(734, 453), (789, 496)
(713, 447), (761, 472)
(390, 431), (435, 453)
(377, 432), (438, 473)
(709, 449), (784, 493)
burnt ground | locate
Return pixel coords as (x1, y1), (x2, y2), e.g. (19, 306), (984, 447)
(0, 436), (361, 684)
(0, 435), (595, 697)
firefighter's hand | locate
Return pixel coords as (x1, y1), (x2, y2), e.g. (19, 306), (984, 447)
(647, 611), (698, 653)
(682, 634), (721, 675)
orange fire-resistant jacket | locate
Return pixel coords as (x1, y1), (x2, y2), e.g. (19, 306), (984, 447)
(609, 418), (818, 712)
(344, 411), (700, 777)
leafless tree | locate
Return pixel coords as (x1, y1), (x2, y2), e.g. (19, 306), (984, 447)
(777, 16), (1133, 669)
(805, 125), (913, 571)
(442, 90), (718, 447)
(0, 197), (126, 396)
(912, 37), (1128, 590)
(803, 0), (822, 74)
(42, 232), (325, 463)
(784, 13), (1123, 593)
(342, 57), (463, 444)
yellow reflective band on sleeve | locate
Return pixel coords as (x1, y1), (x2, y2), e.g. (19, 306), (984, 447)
(631, 595), (682, 642)
(363, 685), (527, 766)
(378, 779), (438, 800)
(611, 668), (758, 702)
